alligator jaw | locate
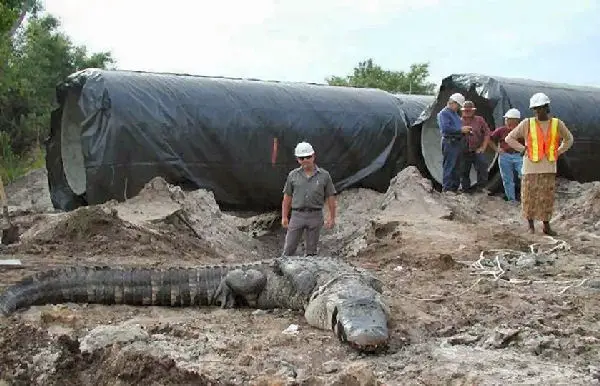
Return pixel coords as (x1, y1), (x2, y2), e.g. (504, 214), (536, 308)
(303, 273), (390, 354)
(332, 297), (390, 353)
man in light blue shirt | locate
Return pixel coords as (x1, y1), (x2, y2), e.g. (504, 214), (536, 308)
(436, 93), (472, 193)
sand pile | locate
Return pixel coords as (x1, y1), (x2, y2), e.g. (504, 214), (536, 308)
(554, 179), (600, 234)
(17, 204), (214, 259)
(17, 177), (266, 260)
(111, 177), (266, 259)
(377, 165), (453, 219)
(323, 166), (453, 257)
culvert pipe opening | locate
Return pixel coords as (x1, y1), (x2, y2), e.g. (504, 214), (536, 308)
(60, 89), (87, 196)
(420, 90), (498, 188)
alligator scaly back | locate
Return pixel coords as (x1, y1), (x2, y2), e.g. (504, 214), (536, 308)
(0, 262), (273, 316)
(0, 257), (391, 352)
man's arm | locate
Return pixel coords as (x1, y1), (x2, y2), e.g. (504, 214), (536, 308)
(479, 117), (491, 152)
(487, 129), (500, 152)
(557, 119), (574, 156)
(281, 175), (294, 224)
(281, 195), (292, 222)
(505, 120), (527, 152)
(489, 128), (500, 142)
(324, 173), (337, 225)
(488, 128), (501, 149)
(326, 196), (336, 221)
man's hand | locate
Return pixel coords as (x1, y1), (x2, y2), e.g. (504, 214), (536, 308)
(461, 126), (472, 134)
(520, 146), (527, 156)
(281, 217), (288, 228)
(324, 216), (335, 229)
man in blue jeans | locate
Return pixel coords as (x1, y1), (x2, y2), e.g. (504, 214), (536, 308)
(489, 108), (524, 202)
(437, 93), (472, 193)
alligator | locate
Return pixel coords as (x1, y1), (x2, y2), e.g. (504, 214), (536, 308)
(0, 256), (391, 352)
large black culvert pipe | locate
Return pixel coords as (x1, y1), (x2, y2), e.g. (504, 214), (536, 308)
(391, 93), (435, 170)
(412, 74), (600, 192)
(46, 68), (412, 212)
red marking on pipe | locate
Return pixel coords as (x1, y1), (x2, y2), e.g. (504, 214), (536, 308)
(271, 137), (278, 166)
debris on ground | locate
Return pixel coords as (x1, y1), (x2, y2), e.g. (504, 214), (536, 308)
(0, 166), (599, 385)
(0, 259), (21, 268)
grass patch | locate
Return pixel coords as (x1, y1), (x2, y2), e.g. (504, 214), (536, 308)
(0, 141), (46, 184)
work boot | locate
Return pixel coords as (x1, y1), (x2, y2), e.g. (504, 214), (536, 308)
(542, 221), (557, 236)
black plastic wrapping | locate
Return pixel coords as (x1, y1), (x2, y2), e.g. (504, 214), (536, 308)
(392, 93), (435, 170)
(392, 93), (435, 127)
(414, 73), (600, 186)
(46, 69), (412, 211)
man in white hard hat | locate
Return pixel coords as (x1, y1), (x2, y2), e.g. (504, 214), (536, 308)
(505, 92), (574, 235)
(281, 141), (337, 256)
(489, 108), (524, 202)
(436, 92), (472, 193)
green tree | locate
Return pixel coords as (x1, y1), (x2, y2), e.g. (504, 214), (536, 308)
(0, 1), (115, 181)
(326, 58), (437, 95)
(0, 0), (40, 39)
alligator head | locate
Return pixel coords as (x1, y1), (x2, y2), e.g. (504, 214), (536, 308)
(277, 257), (391, 353)
(331, 294), (390, 352)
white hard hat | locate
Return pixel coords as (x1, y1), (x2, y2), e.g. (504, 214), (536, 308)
(449, 93), (465, 106)
(294, 141), (314, 157)
(529, 92), (551, 108)
(503, 108), (521, 119)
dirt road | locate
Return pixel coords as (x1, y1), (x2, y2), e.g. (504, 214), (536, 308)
(0, 167), (599, 385)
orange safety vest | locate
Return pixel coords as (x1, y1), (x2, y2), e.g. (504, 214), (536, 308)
(527, 117), (560, 162)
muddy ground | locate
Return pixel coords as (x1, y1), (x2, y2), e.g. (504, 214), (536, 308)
(0, 166), (599, 385)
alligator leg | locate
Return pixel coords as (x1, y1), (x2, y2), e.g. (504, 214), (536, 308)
(213, 268), (267, 308)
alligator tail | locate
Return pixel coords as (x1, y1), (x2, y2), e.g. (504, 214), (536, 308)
(0, 265), (231, 316)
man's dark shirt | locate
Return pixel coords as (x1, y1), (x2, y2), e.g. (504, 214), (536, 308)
(283, 166), (336, 209)
(490, 125), (524, 153)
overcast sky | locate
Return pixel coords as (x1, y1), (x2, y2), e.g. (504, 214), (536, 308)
(42, 0), (600, 88)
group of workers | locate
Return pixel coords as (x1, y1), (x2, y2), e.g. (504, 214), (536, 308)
(438, 91), (574, 236)
(276, 90), (575, 257)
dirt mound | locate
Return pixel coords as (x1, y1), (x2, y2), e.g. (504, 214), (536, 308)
(323, 166), (453, 257)
(120, 177), (266, 259)
(15, 205), (214, 260)
(379, 165), (453, 219)
(12, 177), (267, 261)
(176, 188), (265, 259)
(53, 339), (217, 386)
(39, 206), (122, 241)
(319, 187), (383, 256)
(554, 179), (600, 234)
(0, 323), (217, 385)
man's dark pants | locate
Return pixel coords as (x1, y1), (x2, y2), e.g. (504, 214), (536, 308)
(461, 151), (488, 191)
(441, 136), (465, 192)
(282, 209), (324, 256)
